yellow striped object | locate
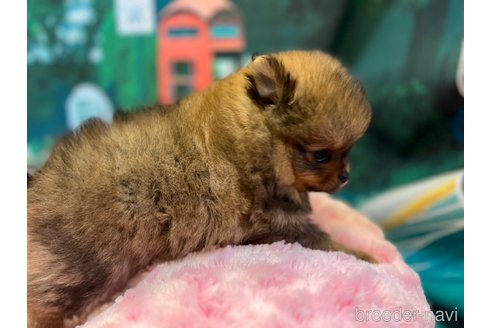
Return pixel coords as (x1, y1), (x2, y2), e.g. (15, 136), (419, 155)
(382, 179), (457, 230)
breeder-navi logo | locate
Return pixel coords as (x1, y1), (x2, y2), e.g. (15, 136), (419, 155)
(355, 306), (459, 323)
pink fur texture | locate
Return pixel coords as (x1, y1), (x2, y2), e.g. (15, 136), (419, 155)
(80, 193), (434, 328)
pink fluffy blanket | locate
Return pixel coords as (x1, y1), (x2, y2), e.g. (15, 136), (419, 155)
(80, 193), (434, 328)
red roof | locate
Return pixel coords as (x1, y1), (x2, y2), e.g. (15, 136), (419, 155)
(161, 0), (238, 21)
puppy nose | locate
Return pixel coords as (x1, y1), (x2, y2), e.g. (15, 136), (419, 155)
(338, 172), (349, 183)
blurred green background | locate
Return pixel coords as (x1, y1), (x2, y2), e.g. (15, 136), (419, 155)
(28, 1), (463, 325)
(27, 0), (464, 201)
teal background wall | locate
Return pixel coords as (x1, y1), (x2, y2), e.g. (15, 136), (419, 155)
(28, 0), (464, 200)
(27, 1), (464, 325)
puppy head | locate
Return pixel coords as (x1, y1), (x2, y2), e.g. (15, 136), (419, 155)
(245, 51), (371, 193)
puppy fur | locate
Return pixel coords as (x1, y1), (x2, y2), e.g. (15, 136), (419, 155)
(28, 50), (372, 327)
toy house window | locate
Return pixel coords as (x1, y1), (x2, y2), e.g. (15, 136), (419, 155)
(211, 25), (239, 38)
(175, 85), (192, 100)
(168, 28), (198, 38)
(172, 62), (193, 100)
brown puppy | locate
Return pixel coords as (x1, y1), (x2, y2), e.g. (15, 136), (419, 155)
(28, 50), (372, 327)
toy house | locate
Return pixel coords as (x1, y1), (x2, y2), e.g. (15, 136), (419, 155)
(157, 0), (246, 104)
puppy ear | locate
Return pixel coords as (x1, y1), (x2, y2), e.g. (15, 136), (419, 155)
(245, 55), (297, 108)
(251, 52), (261, 61)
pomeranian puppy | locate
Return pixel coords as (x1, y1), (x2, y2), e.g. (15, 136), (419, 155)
(28, 50), (372, 327)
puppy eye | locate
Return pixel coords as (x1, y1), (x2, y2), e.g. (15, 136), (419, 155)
(313, 150), (331, 163)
